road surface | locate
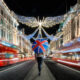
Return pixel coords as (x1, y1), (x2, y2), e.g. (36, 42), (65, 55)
(0, 59), (80, 80)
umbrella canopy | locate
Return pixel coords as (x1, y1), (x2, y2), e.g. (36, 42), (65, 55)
(32, 38), (48, 54)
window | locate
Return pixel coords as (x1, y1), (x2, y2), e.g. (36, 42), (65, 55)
(4, 13), (6, 18)
(7, 26), (10, 30)
(9, 26), (10, 30)
(1, 29), (4, 37)
(9, 19), (10, 23)
(14, 24), (16, 27)
(11, 21), (13, 25)
(0, 29), (1, 38)
(0, 19), (3, 24)
(9, 33), (13, 42)
(7, 33), (9, 41)
(1, 10), (3, 15)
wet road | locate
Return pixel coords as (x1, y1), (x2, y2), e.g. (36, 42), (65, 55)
(0, 60), (80, 80)
(45, 60), (80, 80)
(24, 62), (56, 80)
(0, 60), (35, 80)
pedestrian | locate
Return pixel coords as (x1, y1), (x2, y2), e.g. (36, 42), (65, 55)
(35, 53), (44, 76)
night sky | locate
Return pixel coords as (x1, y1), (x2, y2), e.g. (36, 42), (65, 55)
(4, 0), (77, 38)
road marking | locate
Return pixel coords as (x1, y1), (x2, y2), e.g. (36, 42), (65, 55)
(57, 63), (80, 73)
(57, 60), (80, 66)
(47, 60), (80, 74)
(0, 61), (31, 73)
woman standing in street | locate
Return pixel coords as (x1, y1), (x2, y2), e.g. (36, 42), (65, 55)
(35, 53), (44, 76)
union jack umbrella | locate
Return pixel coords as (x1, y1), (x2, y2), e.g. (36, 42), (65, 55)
(32, 38), (48, 54)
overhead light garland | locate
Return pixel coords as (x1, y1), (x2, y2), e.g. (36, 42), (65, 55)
(16, 7), (80, 39)
(16, 14), (65, 28)
(16, 14), (67, 39)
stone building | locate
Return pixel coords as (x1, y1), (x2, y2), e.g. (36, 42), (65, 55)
(50, 24), (63, 51)
(0, 0), (33, 56)
(0, 0), (19, 45)
(50, 1), (80, 51)
(62, 2), (80, 45)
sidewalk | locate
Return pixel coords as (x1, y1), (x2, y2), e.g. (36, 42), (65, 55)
(24, 62), (56, 80)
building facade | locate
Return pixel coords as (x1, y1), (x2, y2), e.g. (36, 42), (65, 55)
(62, 3), (80, 45)
(50, 1), (80, 52)
(0, 0), (33, 56)
(0, 0), (19, 45)
(50, 26), (63, 52)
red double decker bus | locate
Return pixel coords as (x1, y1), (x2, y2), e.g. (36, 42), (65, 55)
(0, 41), (19, 66)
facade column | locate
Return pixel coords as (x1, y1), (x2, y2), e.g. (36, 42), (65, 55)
(78, 15), (80, 36)
(5, 26), (7, 41)
(75, 17), (78, 37)
(0, 29), (1, 39)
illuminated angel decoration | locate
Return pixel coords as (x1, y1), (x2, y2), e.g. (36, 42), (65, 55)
(15, 3), (80, 41)
(16, 14), (65, 28)
(16, 14), (67, 40)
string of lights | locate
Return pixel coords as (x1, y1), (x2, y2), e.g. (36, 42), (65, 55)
(16, 14), (65, 28)
(16, 7), (79, 39)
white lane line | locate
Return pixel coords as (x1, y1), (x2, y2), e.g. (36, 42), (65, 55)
(0, 61), (30, 73)
(57, 63), (80, 73)
(57, 60), (80, 66)
(49, 60), (80, 74)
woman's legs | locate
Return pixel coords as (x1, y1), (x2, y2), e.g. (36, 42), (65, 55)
(37, 57), (43, 75)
